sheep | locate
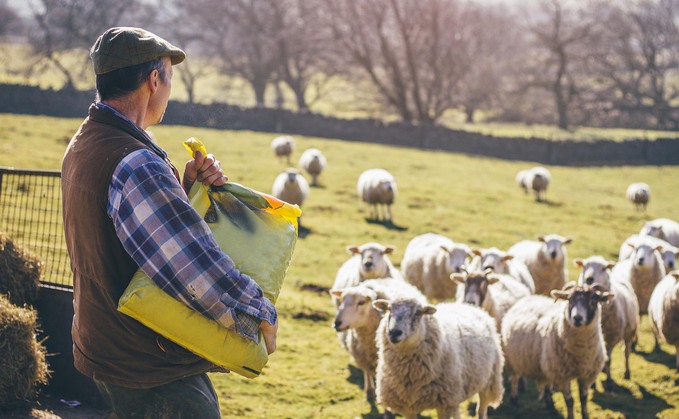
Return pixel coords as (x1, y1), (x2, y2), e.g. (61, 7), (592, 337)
(626, 182), (650, 211)
(357, 168), (397, 223)
(373, 297), (504, 419)
(331, 278), (426, 403)
(641, 217), (679, 247)
(451, 268), (531, 331)
(298, 148), (327, 186)
(517, 166), (551, 202)
(611, 242), (665, 316)
(501, 283), (612, 419)
(271, 168), (309, 208)
(508, 234), (573, 296)
(330, 242), (401, 307)
(574, 256), (639, 390)
(400, 233), (472, 302)
(271, 135), (294, 163)
(648, 271), (679, 368)
(515, 169), (530, 194)
(618, 234), (679, 273)
(469, 247), (535, 294)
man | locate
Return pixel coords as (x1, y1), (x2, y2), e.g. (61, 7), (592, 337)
(61, 27), (277, 418)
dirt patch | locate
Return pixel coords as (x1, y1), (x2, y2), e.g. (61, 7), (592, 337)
(298, 283), (330, 294)
(292, 310), (330, 322)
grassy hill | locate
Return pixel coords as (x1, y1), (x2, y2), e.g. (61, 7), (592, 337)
(1, 113), (678, 418)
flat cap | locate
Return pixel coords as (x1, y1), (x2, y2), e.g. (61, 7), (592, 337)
(90, 27), (185, 75)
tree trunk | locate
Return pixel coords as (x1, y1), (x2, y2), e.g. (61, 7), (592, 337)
(465, 107), (475, 123)
(253, 82), (267, 108)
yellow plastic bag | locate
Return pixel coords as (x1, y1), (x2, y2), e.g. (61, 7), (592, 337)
(118, 138), (301, 378)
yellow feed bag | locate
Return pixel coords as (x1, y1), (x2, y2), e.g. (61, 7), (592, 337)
(118, 138), (301, 378)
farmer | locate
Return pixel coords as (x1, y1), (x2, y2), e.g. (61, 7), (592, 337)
(61, 27), (277, 418)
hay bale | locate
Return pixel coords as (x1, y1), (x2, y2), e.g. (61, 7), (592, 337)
(0, 232), (41, 306)
(0, 294), (49, 407)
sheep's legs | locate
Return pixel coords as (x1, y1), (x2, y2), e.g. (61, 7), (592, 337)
(604, 348), (614, 391)
(578, 378), (591, 419)
(509, 374), (520, 405)
(560, 384), (574, 419)
(363, 370), (375, 402)
(476, 393), (491, 419)
(624, 338), (633, 380)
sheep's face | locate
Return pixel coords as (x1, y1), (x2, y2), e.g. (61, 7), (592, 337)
(480, 251), (510, 274)
(286, 171), (298, 183)
(443, 245), (471, 274)
(552, 284), (612, 328)
(578, 259), (612, 291)
(460, 273), (489, 306)
(632, 244), (660, 269)
(660, 249), (677, 271)
(353, 245), (393, 279)
(539, 235), (571, 262)
(377, 180), (396, 202)
(376, 298), (435, 345)
(334, 290), (377, 331)
(643, 225), (664, 240)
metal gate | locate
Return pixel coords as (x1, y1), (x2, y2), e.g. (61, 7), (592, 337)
(0, 167), (71, 289)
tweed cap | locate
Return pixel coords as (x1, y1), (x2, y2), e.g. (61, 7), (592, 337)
(90, 27), (185, 75)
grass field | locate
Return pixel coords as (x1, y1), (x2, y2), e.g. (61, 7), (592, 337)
(1, 112), (678, 418)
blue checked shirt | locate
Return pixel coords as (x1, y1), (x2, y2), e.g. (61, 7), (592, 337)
(104, 116), (275, 344)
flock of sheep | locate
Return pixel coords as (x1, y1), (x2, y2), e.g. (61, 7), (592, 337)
(269, 135), (397, 225)
(267, 134), (675, 418)
(329, 221), (679, 418)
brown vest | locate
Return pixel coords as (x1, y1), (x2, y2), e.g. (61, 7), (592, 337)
(61, 104), (213, 388)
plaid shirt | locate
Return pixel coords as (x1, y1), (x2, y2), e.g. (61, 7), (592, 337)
(106, 134), (275, 344)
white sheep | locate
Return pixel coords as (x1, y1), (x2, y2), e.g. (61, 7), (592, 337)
(641, 218), (679, 247)
(611, 242), (665, 316)
(330, 242), (401, 307)
(575, 256), (639, 390)
(271, 168), (309, 208)
(331, 278), (426, 402)
(357, 168), (397, 223)
(619, 234), (679, 273)
(373, 297), (504, 419)
(469, 247), (535, 294)
(626, 182), (650, 211)
(298, 148), (327, 186)
(271, 135), (294, 163)
(400, 233), (472, 302)
(648, 271), (679, 369)
(517, 166), (551, 202)
(501, 283), (612, 419)
(451, 268), (531, 331)
(508, 234), (572, 296)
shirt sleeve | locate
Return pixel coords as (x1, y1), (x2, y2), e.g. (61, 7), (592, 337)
(108, 149), (277, 342)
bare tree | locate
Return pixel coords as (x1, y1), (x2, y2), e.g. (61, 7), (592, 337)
(326, 0), (471, 124)
(0, 0), (20, 36)
(588, 0), (679, 129)
(26, 0), (154, 90)
(519, 0), (595, 129)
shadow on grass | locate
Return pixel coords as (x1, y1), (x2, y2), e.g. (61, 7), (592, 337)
(365, 218), (408, 231)
(593, 384), (671, 417)
(536, 199), (563, 207)
(638, 347), (677, 369)
(298, 224), (312, 238)
(310, 184), (326, 189)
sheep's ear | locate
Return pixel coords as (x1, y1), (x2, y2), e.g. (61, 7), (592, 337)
(450, 273), (466, 284)
(472, 248), (482, 256)
(422, 305), (437, 315)
(573, 258), (584, 268)
(626, 242), (635, 249)
(483, 267), (495, 276)
(671, 271), (679, 280)
(595, 291), (614, 304)
(654, 245), (664, 253)
(538, 236), (546, 242)
(347, 245), (360, 255)
(487, 275), (500, 285)
(372, 299), (390, 314)
(551, 289), (570, 300)
(383, 245), (395, 255)
(440, 245), (451, 253)
(563, 237), (573, 245)
(330, 289), (343, 299)
(502, 254), (514, 261)
(364, 288), (378, 301)
(605, 261), (616, 270)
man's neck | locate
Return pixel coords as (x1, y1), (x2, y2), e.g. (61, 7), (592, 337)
(102, 93), (149, 129)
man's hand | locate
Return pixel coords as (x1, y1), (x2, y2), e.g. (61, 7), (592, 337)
(183, 151), (228, 193)
(260, 318), (278, 355)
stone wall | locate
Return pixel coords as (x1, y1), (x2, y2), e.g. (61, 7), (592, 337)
(2, 83), (677, 165)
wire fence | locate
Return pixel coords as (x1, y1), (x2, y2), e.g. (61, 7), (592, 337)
(0, 167), (72, 289)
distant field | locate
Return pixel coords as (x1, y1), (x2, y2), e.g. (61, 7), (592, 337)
(1, 113), (678, 418)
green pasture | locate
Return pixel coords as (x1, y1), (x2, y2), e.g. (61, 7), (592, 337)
(1, 113), (678, 418)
